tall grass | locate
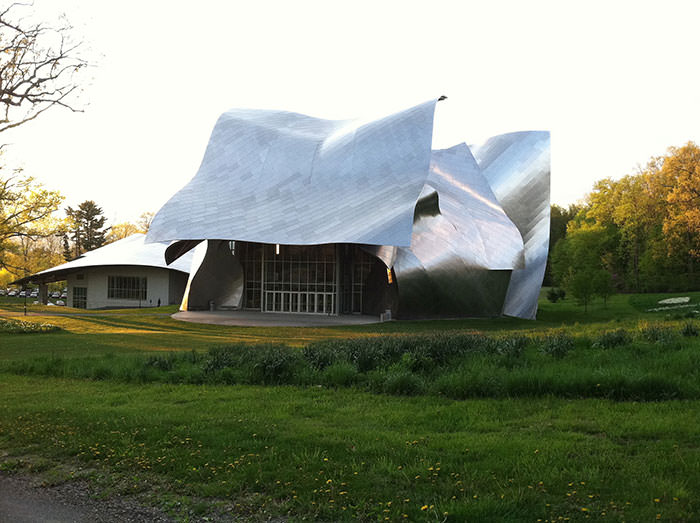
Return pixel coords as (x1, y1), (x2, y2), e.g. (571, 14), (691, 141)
(5, 323), (699, 401)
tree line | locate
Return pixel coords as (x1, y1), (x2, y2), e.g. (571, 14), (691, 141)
(549, 142), (700, 308)
(0, 190), (154, 287)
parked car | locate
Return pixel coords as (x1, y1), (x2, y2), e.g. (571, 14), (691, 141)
(7, 290), (17, 297)
(18, 290), (26, 298)
(51, 291), (61, 298)
(0, 289), (5, 296)
(30, 290), (39, 298)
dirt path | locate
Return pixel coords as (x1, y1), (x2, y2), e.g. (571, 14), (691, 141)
(0, 473), (173, 522)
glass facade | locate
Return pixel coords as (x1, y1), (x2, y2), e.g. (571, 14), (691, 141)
(238, 242), (374, 315)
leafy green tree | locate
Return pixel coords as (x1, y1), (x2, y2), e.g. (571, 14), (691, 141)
(105, 222), (140, 244)
(551, 225), (615, 312)
(0, 171), (63, 274)
(593, 270), (614, 308)
(4, 230), (64, 280)
(105, 211), (154, 244)
(657, 142), (700, 284)
(544, 203), (583, 286)
(587, 175), (659, 291)
(581, 143), (700, 292)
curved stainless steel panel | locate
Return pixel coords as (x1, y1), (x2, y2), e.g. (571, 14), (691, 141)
(147, 100), (438, 248)
(180, 240), (243, 311)
(165, 240), (202, 265)
(472, 131), (551, 319)
(425, 144), (524, 270)
(375, 143), (527, 318)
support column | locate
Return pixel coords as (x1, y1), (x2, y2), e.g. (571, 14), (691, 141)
(39, 283), (48, 305)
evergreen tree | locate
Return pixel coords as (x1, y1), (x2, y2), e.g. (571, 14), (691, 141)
(62, 233), (72, 262)
(78, 201), (108, 251)
(64, 201), (108, 257)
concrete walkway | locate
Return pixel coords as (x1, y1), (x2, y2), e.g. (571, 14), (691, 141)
(172, 310), (381, 327)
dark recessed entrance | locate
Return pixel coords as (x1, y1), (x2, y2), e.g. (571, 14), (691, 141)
(236, 242), (381, 315)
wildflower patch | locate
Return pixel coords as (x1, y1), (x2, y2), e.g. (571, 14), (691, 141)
(0, 318), (62, 334)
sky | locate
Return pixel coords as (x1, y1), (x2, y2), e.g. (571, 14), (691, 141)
(3, 0), (700, 226)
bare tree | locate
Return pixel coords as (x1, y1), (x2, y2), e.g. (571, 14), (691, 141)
(0, 2), (87, 133)
(137, 211), (155, 232)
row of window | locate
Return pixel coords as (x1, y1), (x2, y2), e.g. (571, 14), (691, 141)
(107, 276), (147, 300)
(71, 276), (148, 308)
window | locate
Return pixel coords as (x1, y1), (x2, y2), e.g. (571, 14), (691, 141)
(73, 287), (87, 309)
(240, 242), (262, 309)
(108, 276), (147, 300)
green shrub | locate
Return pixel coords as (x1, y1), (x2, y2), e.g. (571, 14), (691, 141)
(249, 345), (306, 385)
(539, 331), (575, 358)
(383, 370), (424, 396)
(680, 322), (699, 337)
(203, 344), (307, 385)
(639, 323), (676, 344)
(203, 345), (246, 373)
(322, 362), (359, 387)
(302, 343), (342, 370)
(303, 333), (495, 376)
(546, 288), (566, 303)
(591, 329), (631, 349)
(490, 335), (529, 358)
(145, 354), (175, 371)
(434, 364), (501, 399)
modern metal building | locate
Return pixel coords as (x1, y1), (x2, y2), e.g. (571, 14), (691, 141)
(12, 234), (192, 309)
(147, 99), (550, 319)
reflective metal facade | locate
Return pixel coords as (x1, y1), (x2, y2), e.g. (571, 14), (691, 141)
(148, 101), (550, 319)
(472, 132), (551, 319)
(148, 101), (438, 247)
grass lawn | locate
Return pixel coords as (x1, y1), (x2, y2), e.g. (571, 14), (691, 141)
(0, 291), (699, 521)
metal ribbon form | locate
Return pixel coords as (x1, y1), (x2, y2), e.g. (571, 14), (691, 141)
(148, 100), (550, 319)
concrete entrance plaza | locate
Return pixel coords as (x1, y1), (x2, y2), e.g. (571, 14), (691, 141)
(172, 310), (381, 327)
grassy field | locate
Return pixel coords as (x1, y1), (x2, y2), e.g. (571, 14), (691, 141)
(0, 291), (699, 521)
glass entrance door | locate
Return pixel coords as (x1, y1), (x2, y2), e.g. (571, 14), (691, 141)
(260, 244), (337, 314)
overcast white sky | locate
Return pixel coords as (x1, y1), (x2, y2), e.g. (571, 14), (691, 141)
(4, 0), (700, 225)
